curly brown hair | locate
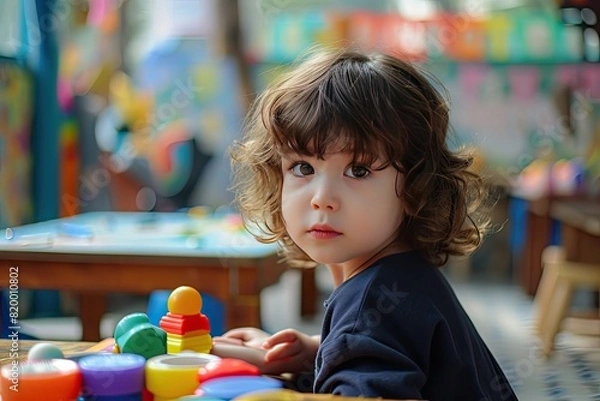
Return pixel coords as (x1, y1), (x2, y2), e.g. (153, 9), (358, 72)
(230, 47), (490, 268)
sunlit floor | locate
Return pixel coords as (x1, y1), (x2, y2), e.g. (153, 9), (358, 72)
(20, 267), (599, 400)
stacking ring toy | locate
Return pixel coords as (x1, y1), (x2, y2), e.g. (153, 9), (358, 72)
(0, 359), (81, 401)
(78, 354), (145, 398)
(145, 353), (219, 400)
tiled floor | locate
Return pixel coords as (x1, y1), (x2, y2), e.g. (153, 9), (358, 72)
(20, 266), (600, 400)
(451, 280), (599, 401)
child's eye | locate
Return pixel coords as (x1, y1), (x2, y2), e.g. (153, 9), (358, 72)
(345, 165), (370, 179)
(291, 162), (314, 177)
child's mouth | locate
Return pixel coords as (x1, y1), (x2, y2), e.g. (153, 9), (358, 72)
(308, 229), (342, 239)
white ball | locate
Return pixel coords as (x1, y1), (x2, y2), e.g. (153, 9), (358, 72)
(28, 343), (64, 361)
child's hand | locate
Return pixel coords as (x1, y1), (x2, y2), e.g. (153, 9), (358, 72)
(210, 341), (269, 372)
(212, 327), (271, 349)
(212, 327), (320, 375)
(261, 329), (320, 374)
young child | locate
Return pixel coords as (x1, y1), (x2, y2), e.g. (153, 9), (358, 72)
(212, 48), (518, 400)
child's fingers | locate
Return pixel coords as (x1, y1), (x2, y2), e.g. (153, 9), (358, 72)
(262, 329), (298, 349)
(221, 328), (255, 342)
(264, 342), (301, 363)
(221, 328), (271, 349)
(212, 337), (244, 346)
(211, 342), (268, 371)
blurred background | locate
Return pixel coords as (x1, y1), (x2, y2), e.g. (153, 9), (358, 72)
(0, 0), (599, 399)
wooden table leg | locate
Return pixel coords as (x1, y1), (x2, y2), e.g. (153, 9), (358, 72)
(78, 293), (106, 341)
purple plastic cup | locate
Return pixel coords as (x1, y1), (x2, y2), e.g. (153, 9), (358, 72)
(78, 354), (145, 396)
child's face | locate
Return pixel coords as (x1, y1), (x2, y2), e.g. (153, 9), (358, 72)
(281, 151), (404, 271)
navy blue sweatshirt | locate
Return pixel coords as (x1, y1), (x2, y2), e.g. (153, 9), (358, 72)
(314, 251), (518, 400)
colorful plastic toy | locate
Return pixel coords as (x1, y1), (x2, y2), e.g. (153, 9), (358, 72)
(0, 359), (81, 401)
(27, 342), (65, 360)
(0, 287), (296, 400)
(26, 340), (114, 363)
(145, 352), (219, 400)
(233, 389), (407, 401)
(198, 376), (283, 400)
(114, 312), (167, 360)
(78, 354), (146, 400)
(159, 286), (212, 354)
(198, 358), (259, 383)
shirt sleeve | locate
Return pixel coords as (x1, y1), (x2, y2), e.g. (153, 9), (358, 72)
(314, 332), (426, 399)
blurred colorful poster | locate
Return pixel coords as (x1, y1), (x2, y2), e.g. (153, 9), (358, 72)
(0, 60), (33, 227)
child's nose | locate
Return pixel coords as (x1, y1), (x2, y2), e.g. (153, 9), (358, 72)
(311, 181), (340, 211)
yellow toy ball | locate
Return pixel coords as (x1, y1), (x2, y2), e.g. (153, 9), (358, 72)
(168, 286), (202, 315)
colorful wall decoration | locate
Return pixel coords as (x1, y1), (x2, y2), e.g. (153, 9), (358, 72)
(0, 59), (34, 228)
(245, 9), (586, 64)
(94, 38), (246, 209)
(426, 62), (600, 173)
(134, 39), (246, 208)
(244, 7), (599, 177)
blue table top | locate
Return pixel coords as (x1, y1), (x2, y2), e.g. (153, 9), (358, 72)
(0, 212), (279, 258)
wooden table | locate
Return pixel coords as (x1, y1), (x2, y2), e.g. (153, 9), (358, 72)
(519, 196), (556, 296)
(0, 212), (287, 341)
(516, 195), (589, 296)
(0, 339), (105, 364)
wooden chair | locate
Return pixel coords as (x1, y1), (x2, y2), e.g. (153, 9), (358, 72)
(534, 246), (600, 356)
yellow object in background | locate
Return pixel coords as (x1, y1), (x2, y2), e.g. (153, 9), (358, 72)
(486, 14), (513, 62)
(109, 71), (154, 135)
